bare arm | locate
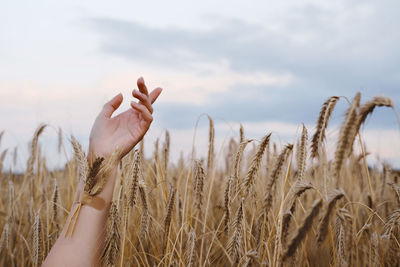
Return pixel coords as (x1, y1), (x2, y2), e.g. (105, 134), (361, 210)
(43, 77), (162, 267)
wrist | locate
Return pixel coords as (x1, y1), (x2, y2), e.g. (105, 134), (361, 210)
(86, 142), (121, 196)
(88, 142), (117, 163)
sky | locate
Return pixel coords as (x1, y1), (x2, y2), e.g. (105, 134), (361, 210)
(1, 0), (400, 171)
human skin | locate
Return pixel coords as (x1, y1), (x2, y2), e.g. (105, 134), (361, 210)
(42, 77), (162, 267)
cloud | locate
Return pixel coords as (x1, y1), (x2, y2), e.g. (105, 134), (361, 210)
(87, 2), (400, 129)
(88, 2), (400, 93)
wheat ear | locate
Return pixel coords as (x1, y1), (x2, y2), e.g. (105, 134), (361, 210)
(70, 135), (88, 182)
(282, 199), (322, 261)
(223, 175), (233, 234)
(317, 189), (345, 243)
(281, 181), (313, 245)
(128, 150), (141, 207)
(264, 144), (293, 213)
(311, 96), (339, 158)
(243, 133), (271, 194)
(227, 200), (244, 263)
(348, 95), (394, 155)
(102, 202), (121, 267)
(163, 187), (176, 254)
(193, 160), (205, 214)
(33, 213), (43, 267)
(296, 124), (308, 179)
(334, 92), (361, 177)
(186, 228), (197, 267)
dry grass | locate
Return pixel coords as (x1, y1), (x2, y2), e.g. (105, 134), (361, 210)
(0, 92), (399, 266)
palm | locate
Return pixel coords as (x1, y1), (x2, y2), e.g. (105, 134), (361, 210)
(106, 109), (148, 154)
(89, 78), (162, 159)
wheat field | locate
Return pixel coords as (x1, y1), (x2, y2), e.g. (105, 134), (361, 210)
(0, 93), (400, 266)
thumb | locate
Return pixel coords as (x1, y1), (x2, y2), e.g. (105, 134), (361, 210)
(102, 93), (123, 118)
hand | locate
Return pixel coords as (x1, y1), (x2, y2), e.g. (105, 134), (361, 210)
(89, 77), (162, 160)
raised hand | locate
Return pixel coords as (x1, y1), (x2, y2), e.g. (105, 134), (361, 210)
(89, 77), (162, 160)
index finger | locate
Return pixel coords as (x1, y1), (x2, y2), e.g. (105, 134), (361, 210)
(137, 77), (149, 96)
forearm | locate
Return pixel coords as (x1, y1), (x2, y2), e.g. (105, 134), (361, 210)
(43, 77), (161, 266)
(43, 163), (119, 267)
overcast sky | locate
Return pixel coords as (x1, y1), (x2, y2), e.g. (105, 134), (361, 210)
(1, 0), (400, 170)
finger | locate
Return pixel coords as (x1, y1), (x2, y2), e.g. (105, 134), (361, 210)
(137, 77), (149, 96)
(102, 93), (123, 118)
(149, 87), (163, 104)
(132, 89), (153, 113)
(130, 102), (153, 122)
